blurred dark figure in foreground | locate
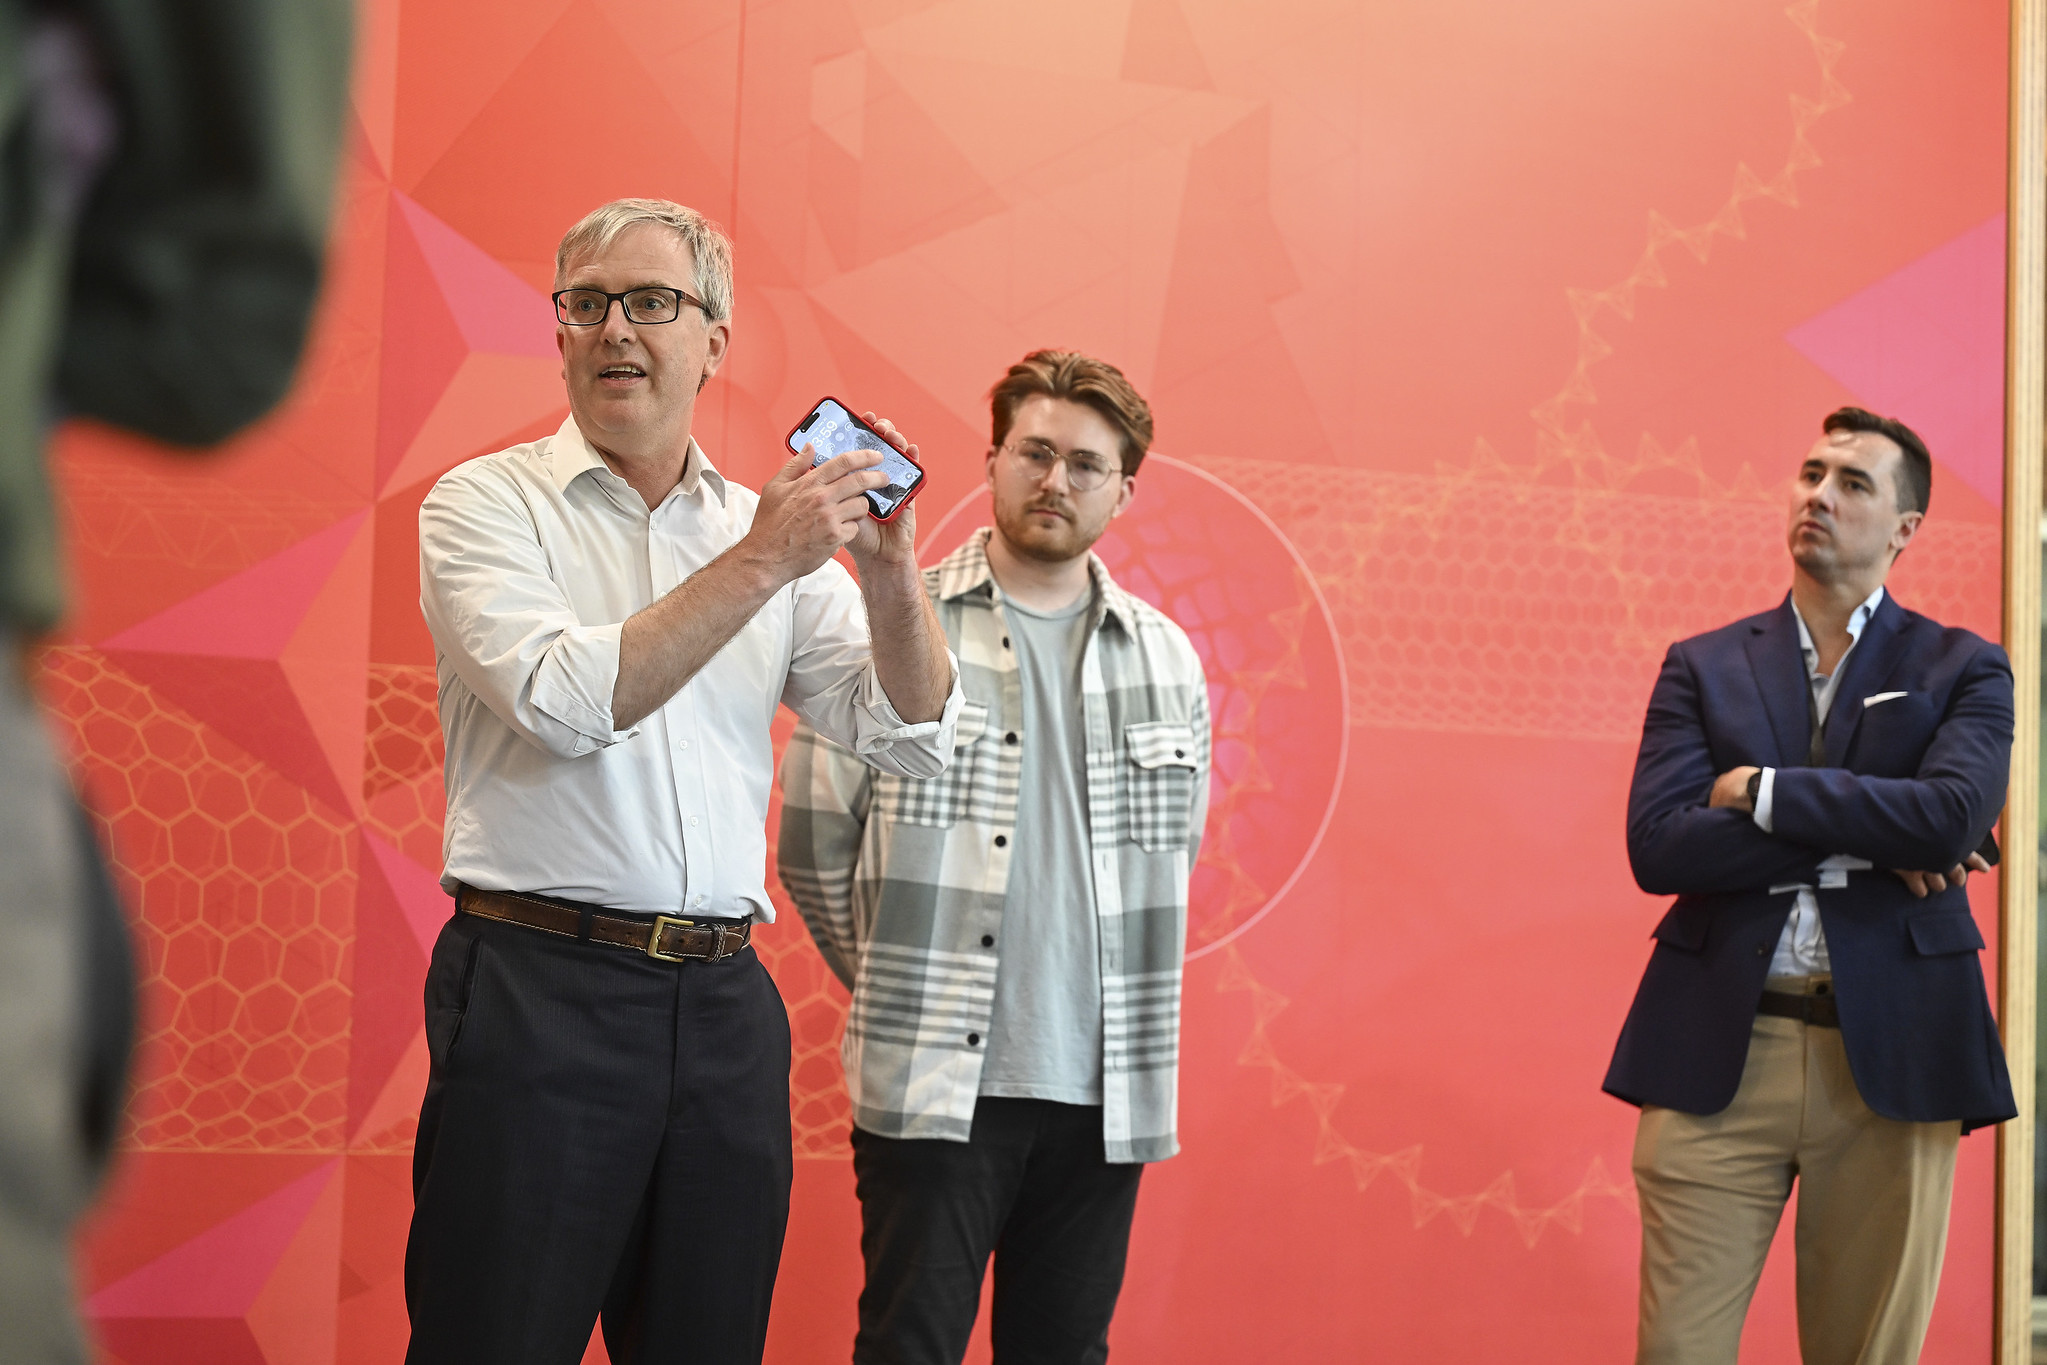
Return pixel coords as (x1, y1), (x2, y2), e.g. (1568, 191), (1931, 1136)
(0, 1), (348, 1357)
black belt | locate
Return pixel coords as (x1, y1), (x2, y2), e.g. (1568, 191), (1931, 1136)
(456, 884), (751, 962)
(1757, 988), (1839, 1028)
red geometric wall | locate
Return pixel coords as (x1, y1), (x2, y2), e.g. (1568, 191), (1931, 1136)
(38, 0), (2012, 1360)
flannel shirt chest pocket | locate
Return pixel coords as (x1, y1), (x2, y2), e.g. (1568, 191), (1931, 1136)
(1119, 720), (1199, 850)
(879, 700), (994, 828)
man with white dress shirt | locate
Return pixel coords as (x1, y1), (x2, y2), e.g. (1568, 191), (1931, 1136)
(1605, 407), (2014, 1362)
(406, 198), (960, 1365)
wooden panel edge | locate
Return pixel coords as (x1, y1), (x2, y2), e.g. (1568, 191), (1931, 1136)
(1999, 0), (2046, 1358)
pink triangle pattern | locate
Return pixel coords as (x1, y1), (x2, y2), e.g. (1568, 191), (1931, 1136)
(1785, 215), (2007, 508)
(89, 1161), (340, 1319)
(245, 1160), (347, 1365)
(364, 831), (457, 956)
(394, 192), (559, 358)
(101, 513), (371, 658)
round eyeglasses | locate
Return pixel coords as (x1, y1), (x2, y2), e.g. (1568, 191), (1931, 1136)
(552, 286), (709, 327)
(1002, 438), (1122, 492)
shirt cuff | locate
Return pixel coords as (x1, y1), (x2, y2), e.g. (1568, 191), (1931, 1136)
(528, 621), (639, 749)
(1752, 767), (1776, 833)
(850, 650), (963, 753)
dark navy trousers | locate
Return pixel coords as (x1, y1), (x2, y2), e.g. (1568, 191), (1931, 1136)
(404, 912), (791, 1365)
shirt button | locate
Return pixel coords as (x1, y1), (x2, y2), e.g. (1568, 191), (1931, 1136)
(677, 739), (689, 750)
(993, 835), (1007, 848)
(981, 934), (994, 947)
(1755, 944), (1767, 956)
(690, 816), (700, 828)
(966, 1033), (980, 1046)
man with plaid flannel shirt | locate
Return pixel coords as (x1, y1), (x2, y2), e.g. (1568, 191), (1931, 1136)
(779, 351), (1210, 1365)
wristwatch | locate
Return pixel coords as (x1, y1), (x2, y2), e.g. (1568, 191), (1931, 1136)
(1745, 768), (1763, 809)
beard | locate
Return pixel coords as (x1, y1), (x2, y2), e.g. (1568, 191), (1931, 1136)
(992, 490), (1113, 564)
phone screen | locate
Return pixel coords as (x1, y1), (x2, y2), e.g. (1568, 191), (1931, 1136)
(788, 398), (924, 518)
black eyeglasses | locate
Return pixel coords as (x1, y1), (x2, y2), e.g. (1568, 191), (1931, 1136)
(552, 286), (709, 326)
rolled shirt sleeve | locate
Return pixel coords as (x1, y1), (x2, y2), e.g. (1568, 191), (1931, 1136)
(420, 464), (638, 759)
(781, 557), (961, 777)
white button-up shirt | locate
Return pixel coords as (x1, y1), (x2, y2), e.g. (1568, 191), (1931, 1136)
(1752, 586), (1884, 976)
(420, 415), (961, 920)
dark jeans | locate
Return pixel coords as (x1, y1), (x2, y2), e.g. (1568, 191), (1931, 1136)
(851, 1098), (1143, 1365)
(404, 912), (792, 1365)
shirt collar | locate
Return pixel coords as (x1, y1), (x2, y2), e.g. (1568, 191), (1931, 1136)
(544, 414), (727, 507)
(1791, 584), (1885, 673)
(932, 528), (1138, 632)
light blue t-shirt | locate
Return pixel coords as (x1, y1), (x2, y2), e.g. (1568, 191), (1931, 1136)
(978, 588), (1103, 1104)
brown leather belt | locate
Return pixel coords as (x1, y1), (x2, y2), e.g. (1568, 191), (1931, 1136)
(1757, 989), (1839, 1028)
(456, 885), (751, 963)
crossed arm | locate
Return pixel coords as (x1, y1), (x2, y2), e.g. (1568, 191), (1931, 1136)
(1625, 643), (2011, 899)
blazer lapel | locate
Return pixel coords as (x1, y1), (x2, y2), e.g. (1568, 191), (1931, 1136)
(1823, 593), (1909, 768)
(1743, 596), (1809, 768)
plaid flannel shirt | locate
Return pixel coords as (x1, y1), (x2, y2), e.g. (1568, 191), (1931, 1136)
(777, 530), (1210, 1162)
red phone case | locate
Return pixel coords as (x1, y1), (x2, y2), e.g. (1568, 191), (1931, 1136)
(786, 395), (926, 521)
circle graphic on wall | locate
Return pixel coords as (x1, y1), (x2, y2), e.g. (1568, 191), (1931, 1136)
(922, 454), (1349, 958)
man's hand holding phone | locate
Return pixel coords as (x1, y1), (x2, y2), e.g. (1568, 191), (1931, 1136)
(843, 411), (920, 569)
(774, 398), (949, 726)
(748, 406), (926, 583)
(787, 397), (926, 520)
(749, 443), (894, 584)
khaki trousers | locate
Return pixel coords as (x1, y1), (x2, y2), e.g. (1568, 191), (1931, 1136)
(1633, 979), (1961, 1365)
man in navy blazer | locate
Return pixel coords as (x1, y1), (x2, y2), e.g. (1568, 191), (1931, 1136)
(1605, 407), (2015, 1364)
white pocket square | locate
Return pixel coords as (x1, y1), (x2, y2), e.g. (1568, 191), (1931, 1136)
(1863, 691), (1909, 708)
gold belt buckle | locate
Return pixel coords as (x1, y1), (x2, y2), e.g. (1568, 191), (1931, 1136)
(645, 914), (696, 962)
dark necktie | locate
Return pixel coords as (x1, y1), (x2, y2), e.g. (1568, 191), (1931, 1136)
(1806, 675), (1827, 766)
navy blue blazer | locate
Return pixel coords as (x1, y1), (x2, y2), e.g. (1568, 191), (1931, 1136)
(1603, 592), (2016, 1131)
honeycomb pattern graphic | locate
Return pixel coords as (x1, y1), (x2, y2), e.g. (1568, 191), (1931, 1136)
(363, 663), (446, 870)
(731, 707), (857, 1157)
(1208, 460), (2002, 743)
(34, 645), (355, 1152)
(752, 910), (860, 1159)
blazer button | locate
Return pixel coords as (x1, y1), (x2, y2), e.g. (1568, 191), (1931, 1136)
(994, 835), (1007, 848)
(1005, 732), (1018, 744)
(967, 1033), (980, 1046)
(1755, 943), (1767, 956)
(981, 934), (995, 947)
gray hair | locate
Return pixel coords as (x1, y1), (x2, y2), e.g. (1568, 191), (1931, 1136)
(554, 198), (735, 321)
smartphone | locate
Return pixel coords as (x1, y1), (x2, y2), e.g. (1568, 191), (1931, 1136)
(786, 397), (927, 522)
